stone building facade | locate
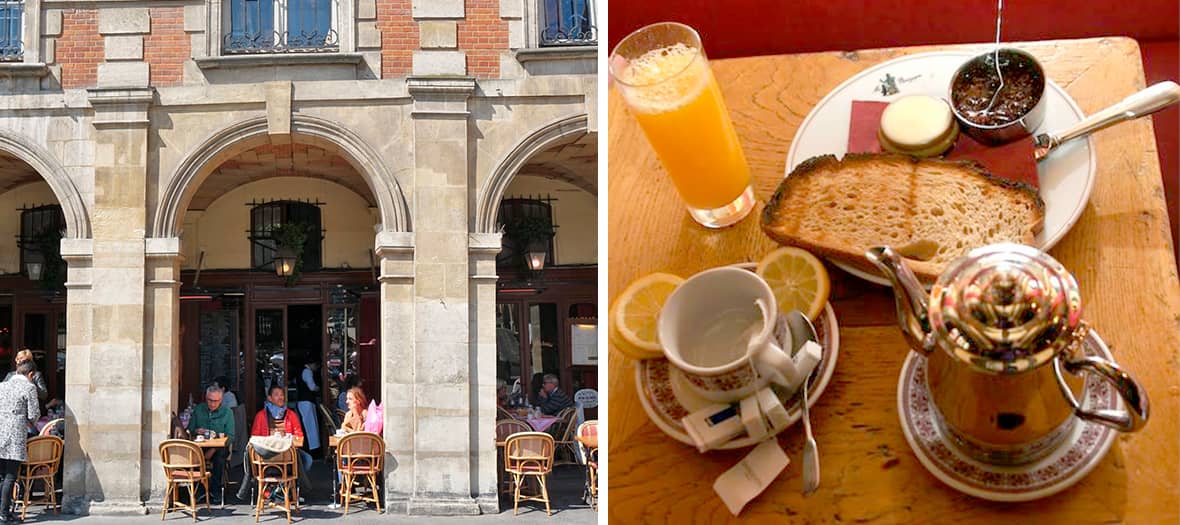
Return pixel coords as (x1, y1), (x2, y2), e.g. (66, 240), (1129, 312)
(0, 0), (595, 515)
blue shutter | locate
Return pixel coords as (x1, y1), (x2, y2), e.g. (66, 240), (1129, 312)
(288, 0), (330, 48)
(227, 0), (274, 51)
(0, 1), (21, 59)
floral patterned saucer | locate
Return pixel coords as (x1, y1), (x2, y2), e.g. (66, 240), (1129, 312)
(635, 302), (840, 450)
(897, 332), (1120, 501)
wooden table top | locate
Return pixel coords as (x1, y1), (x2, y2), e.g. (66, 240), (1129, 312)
(192, 436), (227, 449)
(608, 37), (1180, 523)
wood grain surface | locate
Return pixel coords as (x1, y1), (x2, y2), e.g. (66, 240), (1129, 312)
(607, 37), (1180, 524)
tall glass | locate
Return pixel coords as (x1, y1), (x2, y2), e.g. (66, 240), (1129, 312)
(610, 22), (755, 228)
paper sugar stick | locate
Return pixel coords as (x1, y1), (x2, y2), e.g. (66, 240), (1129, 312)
(713, 439), (790, 516)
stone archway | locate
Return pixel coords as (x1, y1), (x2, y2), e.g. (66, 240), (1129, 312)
(0, 128), (91, 239)
(154, 114), (411, 238)
(475, 113), (590, 234)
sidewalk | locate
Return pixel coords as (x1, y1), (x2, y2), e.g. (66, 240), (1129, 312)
(16, 464), (596, 524)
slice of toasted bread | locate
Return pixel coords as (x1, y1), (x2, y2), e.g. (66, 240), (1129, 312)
(761, 153), (1044, 282)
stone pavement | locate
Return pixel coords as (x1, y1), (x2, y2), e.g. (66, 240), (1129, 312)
(15, 461), (597, 524)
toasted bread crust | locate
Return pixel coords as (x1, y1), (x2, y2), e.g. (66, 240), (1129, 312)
(762, 153), (1045, 282)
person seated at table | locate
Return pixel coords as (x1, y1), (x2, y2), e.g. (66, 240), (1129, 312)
(497, 379), (510, 409)
(212, 376), (238, 409)
(4, 349), (46, 402)
(538, 374), (573, 416)
(340, 387), (368, 433)
(234, 385), (313, 503)
(187, 384), (235, 504)
(528, 372), (545, 407)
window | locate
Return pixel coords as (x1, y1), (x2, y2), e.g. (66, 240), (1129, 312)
(539, 0), (595, 47)
(0, 0), (21, 61)
(223, 0), (338, 54)
(497, 197), (556, 270)
(18, 204), (64, 278)
(249, 200), (323, 271)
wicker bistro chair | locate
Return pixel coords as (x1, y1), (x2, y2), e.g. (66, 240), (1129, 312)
(38, 418), (64, 438)
(504, 432), (555, 516)
(575, 420), (598, 510)
(248, 446), (300, 524)
(550, 406), (580, 466)
(495, 420), (532, 496)
(14, 435), (63, 520)
(159, 439), (211, 522)
(336, 432), (384, 515)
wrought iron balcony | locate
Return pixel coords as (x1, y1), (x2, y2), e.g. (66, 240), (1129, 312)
(539, 0), (596, 47)
(223, 0), (339, 54)
(0, 0), (23, 61)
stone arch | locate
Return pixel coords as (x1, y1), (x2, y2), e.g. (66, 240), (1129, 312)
(153, 114), (411, 238)
(475, 113), (590, 233)
(0, 128), (91, 239)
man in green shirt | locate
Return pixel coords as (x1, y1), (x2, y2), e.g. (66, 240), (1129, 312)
(187, 385), (234, 503)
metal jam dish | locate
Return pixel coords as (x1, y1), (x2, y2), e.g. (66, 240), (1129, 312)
(950, 48), (1046, 145)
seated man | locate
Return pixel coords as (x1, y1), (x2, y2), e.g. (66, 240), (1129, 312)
(187, 385), (235, 504)
(235, 385), (313, 503)
(538, 374), (573, 416)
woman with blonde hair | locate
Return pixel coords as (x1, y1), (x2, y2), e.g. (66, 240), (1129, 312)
(340, 387), (368, 433)
(4, 349), (46, 402)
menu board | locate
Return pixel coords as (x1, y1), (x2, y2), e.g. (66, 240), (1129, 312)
(570, 323), (597, 366)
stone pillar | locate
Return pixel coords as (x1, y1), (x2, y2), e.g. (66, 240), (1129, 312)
(143, 238), (183, 501)
(60, 238), (93, 514)
(469, 233), (502, 513)
(403, 76), (479, 515)
(377, 231), (415, 512)
(66, 87), (153, 515)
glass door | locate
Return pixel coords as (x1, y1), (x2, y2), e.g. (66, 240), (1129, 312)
(253, 308), (286, 413)
(326, 306), (357, 411)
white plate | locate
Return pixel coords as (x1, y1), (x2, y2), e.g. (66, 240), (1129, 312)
(635, 279), (839, 451)
(784, 50), (1097, 286)
(897, 331), (1119, 501)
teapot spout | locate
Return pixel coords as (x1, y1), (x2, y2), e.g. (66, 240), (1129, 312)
(866, 246), (935, 354)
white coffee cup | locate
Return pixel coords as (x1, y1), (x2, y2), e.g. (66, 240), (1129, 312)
(659, 266), (810, 403)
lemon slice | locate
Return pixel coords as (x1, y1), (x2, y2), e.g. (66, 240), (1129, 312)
(755, 247), (830, 321)
(608, 303), (658, 360)
(611, 273), (684, 360)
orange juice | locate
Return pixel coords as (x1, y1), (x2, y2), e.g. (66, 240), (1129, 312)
(616, 43), (751, 210)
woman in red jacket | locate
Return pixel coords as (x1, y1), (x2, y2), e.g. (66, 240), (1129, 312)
(235, 385), (313, 503)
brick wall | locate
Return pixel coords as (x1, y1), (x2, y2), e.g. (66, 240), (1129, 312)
(458, 0), (507, 78)
(376, 0), (417, 78)
(56, 10), (102, 89)
(144, 7), (189, 87)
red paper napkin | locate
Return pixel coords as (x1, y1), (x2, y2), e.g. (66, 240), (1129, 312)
(847, 100), (1040, 189)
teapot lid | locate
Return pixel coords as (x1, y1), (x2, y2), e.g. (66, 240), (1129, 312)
(928, 243), (1085, 374)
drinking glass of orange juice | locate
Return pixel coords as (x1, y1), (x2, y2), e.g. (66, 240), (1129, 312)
(610, 22), (754, 228)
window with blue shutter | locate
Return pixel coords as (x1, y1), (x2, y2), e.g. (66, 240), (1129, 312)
(0, 0), (21, 61)
(540, 0), (595, 46)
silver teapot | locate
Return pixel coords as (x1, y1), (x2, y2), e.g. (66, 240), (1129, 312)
(867, 243), (1148, 465)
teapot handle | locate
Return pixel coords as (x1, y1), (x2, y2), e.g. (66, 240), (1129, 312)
(1053, 354), (1149, 432)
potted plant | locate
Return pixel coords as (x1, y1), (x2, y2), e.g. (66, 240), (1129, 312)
(269, 221), (313, 286)
(503, 215), (557, 271)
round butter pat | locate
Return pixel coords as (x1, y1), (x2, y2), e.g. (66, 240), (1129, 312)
(879, 95), (956, 154)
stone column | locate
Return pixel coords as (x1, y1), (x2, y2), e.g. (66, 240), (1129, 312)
(60, 238), (93, 514)
(68, 87), (153, 515)
(376, 230), (415, 512)
(143, 238), (183, 501)
(403, 77), (479, 515)
(469, 232), (502, 513)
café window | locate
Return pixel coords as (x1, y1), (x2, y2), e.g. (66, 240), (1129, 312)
(249, 200), (323, 271)
(0, 0), (21, 61)
(223, 0), (339, 54)
(539, 0), (596, 47)
(18, 204), (64, 278)
(497, 197), (556, 270)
